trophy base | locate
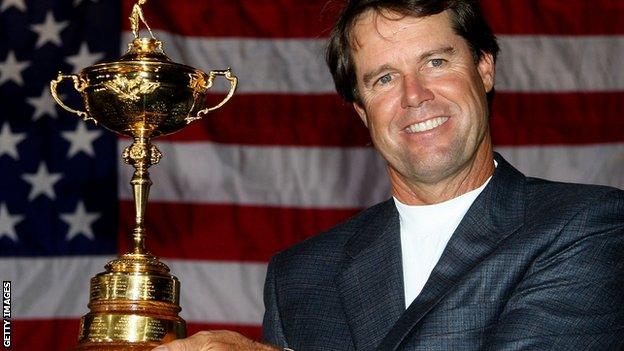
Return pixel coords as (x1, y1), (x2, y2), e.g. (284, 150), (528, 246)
(74, 254), (186, 350)
(73, 342), (161, 351)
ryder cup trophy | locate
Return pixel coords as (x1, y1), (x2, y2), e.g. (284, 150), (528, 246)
(49, 1), (237, 349)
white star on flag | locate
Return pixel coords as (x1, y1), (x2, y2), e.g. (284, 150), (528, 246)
(62, 122), (102, 158)
(0, 203), (23, 242)
(0, 51), (29, 86)
(22, 162), (63, 201)
(0, 122), (26, 159)
(0, 0), (26, 12)
(30, 11), (69, 48)
(27, 88), (60, 120)
(61, 201), (100, 240)
(66, 42), (104, 73)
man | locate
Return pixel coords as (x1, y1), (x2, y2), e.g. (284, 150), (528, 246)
(155, 1), (624, 350)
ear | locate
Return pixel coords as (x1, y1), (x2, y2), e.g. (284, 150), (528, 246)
(352, 102), (369, 128)
(477, 52), (495, 93)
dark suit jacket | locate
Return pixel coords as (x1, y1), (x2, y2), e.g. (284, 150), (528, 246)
(262, 154), (624, 350)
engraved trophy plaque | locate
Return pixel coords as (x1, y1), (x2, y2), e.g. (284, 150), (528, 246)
(49, 1), (237, 349)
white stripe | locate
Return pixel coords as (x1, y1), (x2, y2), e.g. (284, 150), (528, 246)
(495, 143), (624, 189)
(496, 36), (624, 92)
(173, 259), (266, 324)
(117, 141), (391, 208)
(1, 257), (266, 324)
(1, 256), (114, 319)
(122, 31), (624, 93)
(118, 141), (622, 207)
(122, 32), (330, 94)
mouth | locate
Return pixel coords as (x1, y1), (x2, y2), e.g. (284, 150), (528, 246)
(404, 116), (449, 134)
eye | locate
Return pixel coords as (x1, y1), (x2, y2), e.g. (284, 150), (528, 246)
(428, 58), (446, 68)
(376, 73), (392, 85)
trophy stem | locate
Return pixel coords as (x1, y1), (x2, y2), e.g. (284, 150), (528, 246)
(75, 136), (183, 351)
(123, 136), (162, 254)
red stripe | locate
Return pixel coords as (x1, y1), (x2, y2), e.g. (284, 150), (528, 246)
(122, 0), (624, 37)
(491, 92), (624, 146)
(118, 201), (360, 262)
(121, 0), (337, 38)
(12, 319), (261, 351)
(481, 0), (624, 35)
(11, 319), (81, 351)
(154, 92), (624, 146)
(156, 94), (371, 147)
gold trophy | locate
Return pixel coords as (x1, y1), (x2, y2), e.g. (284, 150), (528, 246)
(49, 1), (237, 349)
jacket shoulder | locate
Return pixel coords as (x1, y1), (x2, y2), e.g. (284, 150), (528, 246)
(520, 178), (624, 260)
(524, 177), (624, 217)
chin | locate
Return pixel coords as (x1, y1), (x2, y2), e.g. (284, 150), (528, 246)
(402, 152), (465, 182)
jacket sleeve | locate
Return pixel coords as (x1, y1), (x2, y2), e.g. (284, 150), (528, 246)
(262, 255), (289, 348)
(486, 189), (624, 350)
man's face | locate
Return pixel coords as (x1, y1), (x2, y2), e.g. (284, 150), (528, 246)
(351, 10), (495, 186)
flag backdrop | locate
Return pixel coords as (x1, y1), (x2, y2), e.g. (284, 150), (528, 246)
(1, 0), (623, 350)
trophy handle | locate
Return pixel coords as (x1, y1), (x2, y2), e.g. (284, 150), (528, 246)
(187, 68), (238, 123)
(49, 73), (95, 122)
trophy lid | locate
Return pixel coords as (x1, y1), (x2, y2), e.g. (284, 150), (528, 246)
(81, 36), (200, 77)
(77, 1), (203, 77)
(120, 37), (172, 63)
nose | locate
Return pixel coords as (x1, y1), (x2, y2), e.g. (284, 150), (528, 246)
(401, 74), (434, 108)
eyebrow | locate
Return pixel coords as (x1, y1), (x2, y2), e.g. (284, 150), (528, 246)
(361, 45), (456, 86)
(362, 64), (393, 86)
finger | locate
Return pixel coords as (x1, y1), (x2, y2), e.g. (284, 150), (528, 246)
(152, 332), (212, 351)
(151, 338), (186, 351)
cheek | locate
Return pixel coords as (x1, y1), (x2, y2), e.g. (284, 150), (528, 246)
(366, 94), (400, 129)
(438, 74), (486, 114)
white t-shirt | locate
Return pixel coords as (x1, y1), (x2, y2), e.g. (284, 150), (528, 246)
(394, 177), (491, 308)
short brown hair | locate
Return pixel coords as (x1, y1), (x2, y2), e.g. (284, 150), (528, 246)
(325, 0), (499, 104)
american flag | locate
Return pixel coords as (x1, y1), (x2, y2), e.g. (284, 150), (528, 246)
(0, 0), (622, 350)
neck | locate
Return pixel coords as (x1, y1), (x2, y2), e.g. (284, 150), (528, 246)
(391, 144), (495, 205)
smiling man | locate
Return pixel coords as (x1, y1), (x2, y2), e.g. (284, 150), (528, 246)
(349, 9), (495, 205)
(156, 1), (624, 350)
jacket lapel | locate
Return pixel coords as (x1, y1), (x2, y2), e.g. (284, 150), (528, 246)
(376, 154), (527, 350)
(336, 200), (406, 350)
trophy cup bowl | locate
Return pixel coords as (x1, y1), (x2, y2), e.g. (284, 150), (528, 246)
(49, 4), (237, 349)
(51, 37), (237, 139)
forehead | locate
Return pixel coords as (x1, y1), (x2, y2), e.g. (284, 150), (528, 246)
(350, 9), (458, 54)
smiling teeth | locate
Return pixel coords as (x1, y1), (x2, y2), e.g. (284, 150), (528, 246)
(406, 117), (449, 133)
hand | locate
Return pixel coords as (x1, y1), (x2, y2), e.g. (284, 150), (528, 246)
(152, 330), (281, 351)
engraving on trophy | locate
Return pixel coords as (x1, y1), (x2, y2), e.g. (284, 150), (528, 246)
(147, 319), (166, 337)
(113, 317), (129, 334)
(79, 314), (184, 344)
(85, 316), (108, 340)
(89, 279), (101, 300)
(110, 278), (130, 297)
(102, 75), (160, 102)
(49, 0), (237, 349)
(89, 271), (179, 305)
